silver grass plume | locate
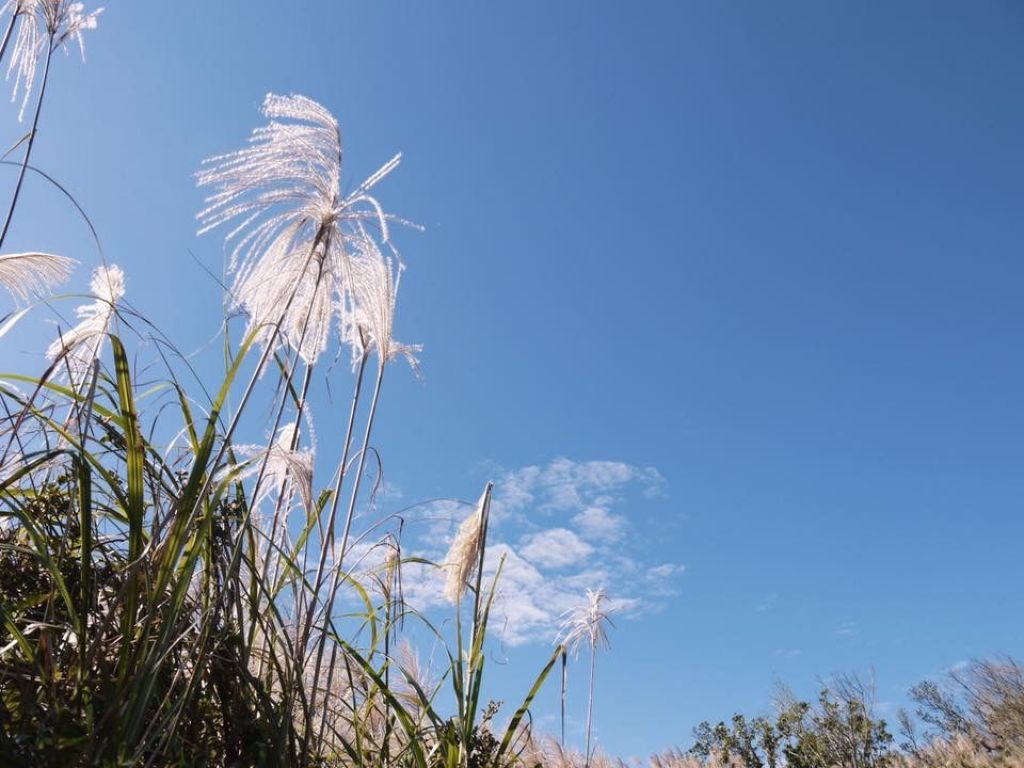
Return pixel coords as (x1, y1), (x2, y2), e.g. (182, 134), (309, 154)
(0, 250), (74, 302)
(558, 587), (614, 768)
(196, 92), (405, 365)
(558, 588), (613, 658)
(46, 262), (122, 389)
(345, 230), (421, 371)
(442, 484), (492, 605)
(3, 0), (102, 121)
(233, 421), (314, 516)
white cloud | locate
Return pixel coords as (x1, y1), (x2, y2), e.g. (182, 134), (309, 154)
(393, 458), (680, 647)
(646, 563), (684, 580)
(496, 458), (665, 516)
(572, 506), (625, 542)
(520, 528), (593, 568)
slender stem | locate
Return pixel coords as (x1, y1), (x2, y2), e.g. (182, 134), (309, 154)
(221, 245), (331, 694)
(335, 365), (385, 586)
(259, 357), (314, 594)
(242, 241), (329, 541)
(297, 349), (368, 677)
(585, 644), (596, 768)
(306, 363), (385, 759)
(0, 10), (20, 70)
(301, 350), (368, 631)
(561, 651), (567, 749)
(248, 354), (313, 681)
(0, 34), (54, 251)
(468, 484), (492, 659)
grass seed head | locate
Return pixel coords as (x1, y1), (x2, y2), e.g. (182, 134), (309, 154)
(0, 250), (74, 302)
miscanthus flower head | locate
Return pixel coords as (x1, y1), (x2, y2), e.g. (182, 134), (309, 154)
(4, 1), (103, 120)
(344, 230), (421, 372)
(558, 588), (614, 657)
(196, 93), (407, 365)
(442, 484), (492, 604)
(0, 251), (74, 302)
(233, 421), (314, 516)
(46, 262), (122, 389)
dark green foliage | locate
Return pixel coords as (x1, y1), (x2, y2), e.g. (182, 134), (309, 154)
(691, 679), (895, 768)
(0, 476), (297, 767)
(432, 715), (501, 768)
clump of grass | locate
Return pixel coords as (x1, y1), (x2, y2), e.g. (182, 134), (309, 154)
(0, 11), (563, 768)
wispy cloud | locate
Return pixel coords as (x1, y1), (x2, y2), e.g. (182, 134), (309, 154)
(834, 620), (859, 639)
(756, 592), (780, 613)
(399, 458), (680, 646)
(496, 458), (665, 518)
(773, 648), (803, 659)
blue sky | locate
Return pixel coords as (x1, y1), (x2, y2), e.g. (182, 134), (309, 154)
(1, 0), (1023, 759)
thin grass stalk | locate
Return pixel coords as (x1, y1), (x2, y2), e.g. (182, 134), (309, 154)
(230, 229), (334, 584)
(0, 31), (53, 250)
(162, 225), (327, 590)
(381, 542), (397, 768)
(0, 323), (68, 474)
(585, 643), (596, 768)
(229, 293), (332, 721)
(297, 346), (369, 654)
(249, 355), (317, 682)
(305, 362), (386, 762)
(452, 483), (494, 768)
(202, 241), (333, 722)
(73, 455), (95, 745)
(0, 385), (42, 496)
(303, 348), (368, 606)
(237, 276), (323, 555)
(468, 483), (492, 659)
(274, 360), (321, 631)
(53, 339), (103, 476)
(0, 8), (19, 73)
(314, 481), (406, 753)
(0, 159), (104, 256)
(561, 649), (567, 749)
(238, 347), (308, 595)
(265, 360), (315, 558)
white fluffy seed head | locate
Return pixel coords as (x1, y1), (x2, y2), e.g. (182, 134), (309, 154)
(0, 251), (75, 302)
(4, 1), (103, 121)
(232, 421), (315, 520)
(46, 263), (123, 389)
(345, 231), (421, 372)
(197, 93), (408, 367)
(442, 484), (493, 605)
(558, 588), (614, 656)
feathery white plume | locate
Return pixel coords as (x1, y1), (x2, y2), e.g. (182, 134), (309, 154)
(0, 250), (74, 302)
(4, 1), (103, 121)
(558, 588), (614, 657)
(197, 93), (406, 365)
(345, 231), (421, 371)
(442, 484), (492, 604)
(46, 263), (122, 388)
(233, 422), (314, 516)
